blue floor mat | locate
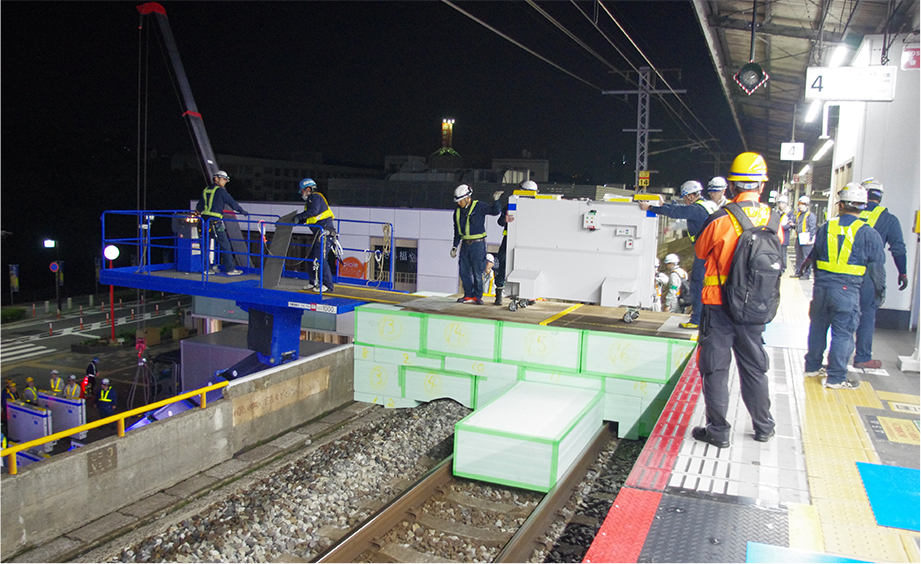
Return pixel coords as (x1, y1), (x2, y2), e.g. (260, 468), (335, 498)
(856, 461), (920, 532)
(747, 542), (869, 563)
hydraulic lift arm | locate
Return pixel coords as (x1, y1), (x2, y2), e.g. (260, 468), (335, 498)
(137, 2), (218, 183)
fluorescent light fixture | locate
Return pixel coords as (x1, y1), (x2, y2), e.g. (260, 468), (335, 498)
(799, 164), (811, 176)
(829, 44), (848, 68)
(43, 239), (55, 248)
(812, 139), (835, 161)
(805, 100), (822, 122)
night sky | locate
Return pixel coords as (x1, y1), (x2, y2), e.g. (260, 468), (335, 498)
(1, 1), (741, 301)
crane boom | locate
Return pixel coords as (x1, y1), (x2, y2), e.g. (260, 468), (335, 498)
(137, 2), (219, 182)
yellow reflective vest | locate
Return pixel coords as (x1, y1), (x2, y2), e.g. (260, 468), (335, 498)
(816, 217), (867, 275)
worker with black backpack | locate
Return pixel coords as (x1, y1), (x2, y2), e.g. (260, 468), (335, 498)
(691, 152), (784, 449)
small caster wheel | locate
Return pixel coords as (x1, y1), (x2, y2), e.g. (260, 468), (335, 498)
(520, 299), (529, 308)
(623, 312), (634, 323)
(509, 301), (518, 312)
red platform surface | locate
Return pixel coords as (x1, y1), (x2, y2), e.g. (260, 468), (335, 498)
(582, 487), (662, 563)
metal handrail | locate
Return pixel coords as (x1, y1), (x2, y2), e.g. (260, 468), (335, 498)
(1, 380), (228, 475)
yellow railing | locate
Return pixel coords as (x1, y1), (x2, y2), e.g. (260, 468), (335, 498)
(1, 381), (228, 475)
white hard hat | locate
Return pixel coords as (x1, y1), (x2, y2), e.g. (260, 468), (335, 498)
(101, 378), (110, 386)
(664, 253), (680, 265)
(838, 183), (868, 206)
(707, 177), (728, 191)
(69, 375), (76, 381)
(213, 170), (230, 180)
(486, 253), (495, 263)
(776, 195), (788, 204)
(860, 177), (883, 197)
(680, 180), (703, 197)
(520, 180), (538, 192)
(798, 195), (810, 205)
(51, 370), (59, 375)
(453, 184), (473, 202)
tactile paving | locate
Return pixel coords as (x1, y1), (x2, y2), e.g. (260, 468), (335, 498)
(822, 524), (915, 563)
(637, 492), (788, 563)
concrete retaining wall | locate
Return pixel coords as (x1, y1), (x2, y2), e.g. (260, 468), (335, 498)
(0, 345), (354, 560)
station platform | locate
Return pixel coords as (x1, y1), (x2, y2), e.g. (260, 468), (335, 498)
(583, 274), (921, 563)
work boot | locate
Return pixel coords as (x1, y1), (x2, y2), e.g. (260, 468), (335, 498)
(494, 287), (503, 306)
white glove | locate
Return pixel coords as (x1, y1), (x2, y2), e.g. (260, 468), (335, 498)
(493, 191), (504, 201)
(450, 247), (457, 258)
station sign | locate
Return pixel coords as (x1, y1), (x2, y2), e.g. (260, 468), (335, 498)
(805, 66), (897, 102)
(638, 170), (650, 187)
(780, 142), (804, 161)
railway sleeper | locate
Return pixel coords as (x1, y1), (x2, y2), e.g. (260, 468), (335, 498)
(435, 490), (534, 518)
(413, 512), (513, 546)
(374, 542), (460, 563)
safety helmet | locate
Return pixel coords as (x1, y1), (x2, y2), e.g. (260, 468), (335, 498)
(213, 170), (230, 180)
(707, 177), (728, 191)
(101, 378), (110, 386)
(727, 152), (768, 182)
(69, 375), (77, 381)
(664, 253), (680, 265)
(837, 183), (868, 206)
(299, 178), (317, 191)
(777, 195), (788, 204)
(679, 180), (703, 197)
(520, 180), (538, 192)
(51, 369), (59, 375)
(798, 196), (810, 205)
(860, 177), (883, 198)
(5, 379), (13, 387)
(453, 184), (473, 202)
(26, 377), (33, 383)
(92, 357), (99, 363)
(486, 253), (495, 263)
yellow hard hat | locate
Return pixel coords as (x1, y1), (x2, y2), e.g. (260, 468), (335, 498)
(26, 377), (34, 383)
(727, 152), (768, 182)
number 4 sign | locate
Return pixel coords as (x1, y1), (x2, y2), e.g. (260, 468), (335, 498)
(805, 66), (897, 102)
(780, 142), (804, 161)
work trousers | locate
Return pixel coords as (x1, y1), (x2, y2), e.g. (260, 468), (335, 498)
(689, 257), (705, 325)
(854, 276), (879, 364)
(780, 244), (789, 273)
(458, 239), (487, 299)
(805, 284), (860, 384)
(795, 242), (813, 278)
(494, 236), (508, 289)
(209, 221), (235, 272)
(697, 304), (775, 443)
(309, 229), (334, 291)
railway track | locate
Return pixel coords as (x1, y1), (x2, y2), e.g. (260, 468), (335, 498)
(315, 424), (615, 563)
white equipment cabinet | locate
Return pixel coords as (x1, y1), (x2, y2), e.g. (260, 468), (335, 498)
(6, 400), (54, 452)
(505, 197), (657, 310)
(38, 392), (87, 439)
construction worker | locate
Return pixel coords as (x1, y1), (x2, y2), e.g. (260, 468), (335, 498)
(706, 177), (729, 208)
(802, 183), (885, 389)
(295, 178), (337, 293)
(85, 357), (99, 398)
(776, 195), (795, 273)
(451, 184), (503, 305)
(96, 378), (117, 419)
(792, 195), (817, 279)
(483, 253), (497, 296)
(663, 254), (687, 313)
(852, 178), (908, 369)
(64, 375), (82, 400)
(49, 370), (64, 396)
(638, 180), (718, 329)
(195, 170), (248, 276)
(495, 180), (538, 306)
(692, 152), (780, 448)
(652, 258), (668, 312)
(22, 377), (38, 405)
(2, 379), (18, 433)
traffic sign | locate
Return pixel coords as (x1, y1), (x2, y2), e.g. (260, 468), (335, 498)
(49, 262), (59, 273)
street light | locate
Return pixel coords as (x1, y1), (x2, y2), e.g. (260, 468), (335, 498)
(104, 245), (119, 340)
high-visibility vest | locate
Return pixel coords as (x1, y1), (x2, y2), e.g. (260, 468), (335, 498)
(816, 218), (867, 276)
(689, 199), (719, 242)
(99, 388), (114, 404)
(201, 185), (223, 218)
(302, 193), (335, 225)
(859, 206), (885, 228)
(455, 201), (487, 240)
(796, 210), (811, 232)
(50, 376), (64, 395)
(64, 383), (81, 400)
(23, 386), (38, 403)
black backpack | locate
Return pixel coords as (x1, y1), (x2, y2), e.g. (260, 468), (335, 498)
(677, 275), (692, 308)
(722, 202), (783, 325)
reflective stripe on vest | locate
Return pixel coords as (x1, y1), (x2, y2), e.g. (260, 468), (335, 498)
(796, 210), (810, 232)
(99, 389), (113, 403)
(859, 205), (885, 228)
(64, 383), (80, 399)
(688, 199), (718, 242)
(302, 193), (335, 225)
(455, 201), (487, 240)
(816, 218), (867, 275)
(50, 377), (63, 393)
(201, 186), (223, 218)
(702, 202), (773, 290)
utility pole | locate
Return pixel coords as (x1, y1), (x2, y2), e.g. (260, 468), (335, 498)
(603, 67), (685, 189)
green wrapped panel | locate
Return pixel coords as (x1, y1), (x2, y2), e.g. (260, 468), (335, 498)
(444, 356), (519, 381)
(474, 376), (519, 410)
(354, 305), (423, 351)
(372, 346), (443, 369)
(353, 391), (420, 409)
(603, 393), (644, 439)
(499, 322), (582, 372)
(523, 367), (603, 391)
(424, 315), (499, 361)
(581, 332), (681, 383)
(604, 377), (664, 398)
(353, 359), (403, 397)
(402, 367), (475, 408)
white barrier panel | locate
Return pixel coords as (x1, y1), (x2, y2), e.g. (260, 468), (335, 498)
(7, 401), (54, 452)
(38, 392), (87, 439)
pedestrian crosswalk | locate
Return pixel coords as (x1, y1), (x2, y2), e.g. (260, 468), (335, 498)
(1, 339), (55, 364)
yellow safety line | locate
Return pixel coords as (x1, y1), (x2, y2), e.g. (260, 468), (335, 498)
(539, 304), (583, 326)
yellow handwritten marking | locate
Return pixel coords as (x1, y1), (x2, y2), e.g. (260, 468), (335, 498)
(539, 304), (583, 326)
(370, 366), (387, 389)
